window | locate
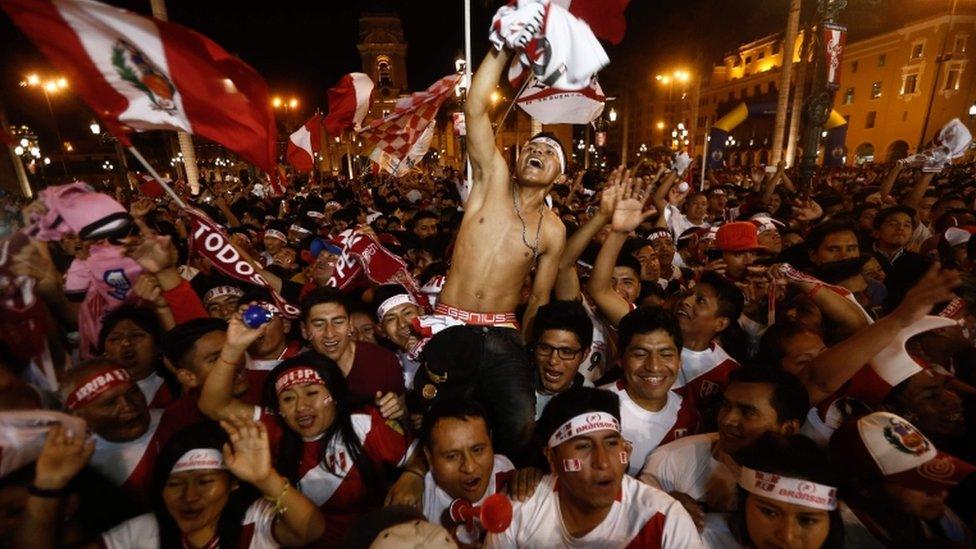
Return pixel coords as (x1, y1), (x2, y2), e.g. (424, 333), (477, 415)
(902, 73), (919, 95)
(945, 65), (962, 91)
(851, 60), (859, 73)
(376, 56), (393, 88)
(911, 43), (924, 60)
(745, 56), (752, 64)
(878, 54), (886, 67)
(728, 92), (735, 102)
(871, 81), (883, 99)
(758, 51), (766, 59)
(866, 111), (877, 129)
(754, 84), (762, 96)
(742, 88), (748, 98)
(955, 35), (967, 53)
(843, 86), (855, 105)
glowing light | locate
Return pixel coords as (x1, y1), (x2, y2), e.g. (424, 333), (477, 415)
(26, 74), (39, 86)
(272, 97), (282, 108)
(289, 98), (298, 109)
(656, 121), (665, 130)
(90, 122), (101, 135)
(608, 108), (618, 122)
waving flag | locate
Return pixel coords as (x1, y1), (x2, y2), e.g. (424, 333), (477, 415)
(552, 0), (630, 45)
(324, 72), (374, 137)
(515, 79), (605, 124)
(358, 74), (459, 176)
(286, 114), (322, 172)
(1, 0), (277, 172)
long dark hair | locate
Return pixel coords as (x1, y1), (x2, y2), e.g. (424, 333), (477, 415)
(730, 433), (845, 549)
(263, 352), (380, 499)
(150, 422), (257, 549)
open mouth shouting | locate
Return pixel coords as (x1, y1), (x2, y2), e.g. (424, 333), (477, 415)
(526, 157), (544, 169)
(295, 413), (317, 430)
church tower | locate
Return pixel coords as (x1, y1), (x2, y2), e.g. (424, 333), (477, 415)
(357, 5), (408, 119)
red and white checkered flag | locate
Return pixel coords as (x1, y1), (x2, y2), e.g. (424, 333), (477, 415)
(358, 74), (460, 176)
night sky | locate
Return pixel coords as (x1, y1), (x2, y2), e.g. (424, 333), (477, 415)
(0, 0), (913, 147)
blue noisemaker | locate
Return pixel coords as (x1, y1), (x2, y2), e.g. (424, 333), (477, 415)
(242, 305), (273, 329)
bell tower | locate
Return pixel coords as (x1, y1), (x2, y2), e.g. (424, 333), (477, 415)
(357, 5), (408, 119)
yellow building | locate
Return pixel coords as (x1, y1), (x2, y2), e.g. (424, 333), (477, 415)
(633, 4), (976, 168)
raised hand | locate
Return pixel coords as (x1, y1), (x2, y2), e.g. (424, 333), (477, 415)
(132, 273), (168, 309)
(11, 240), (62, 300)
(220, 415), (272, 486)
(130, 197), (154, 219)
(892, 263), (962, 327)
(225, 305), (269, 353)
(611, 169), (656, 233)
(597, 167), (624, 218)
(125, 234), (176, 274)
(34, 423), (94, 490)
(792, 198), (823, 222)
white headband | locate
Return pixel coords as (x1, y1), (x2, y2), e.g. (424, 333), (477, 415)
(529, 136), (566, 173)
(204, 285), (244, 304)
(739, 466), (838, 511)
(171, 448), (226, 474)
(306, 211), (325, 219)
(377, 293), (418, 320)
(289, 224), (312, 235)
(265, 229), (286, 242)
(547, 412), (620, 448)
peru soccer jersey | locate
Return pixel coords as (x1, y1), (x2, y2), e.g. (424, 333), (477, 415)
(261, 407), (415, 545)
(638, 433), (739, 513)
(423, 454), (515, 544)
(601, 380), (699, 476)
(672, 344), (739, 413)
(135, 372), (175, 409)
(484, 474), (703, 548)
(100, 499), (280, 549)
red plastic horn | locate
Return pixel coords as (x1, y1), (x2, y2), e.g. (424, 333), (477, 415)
(448, 493), (513, 533)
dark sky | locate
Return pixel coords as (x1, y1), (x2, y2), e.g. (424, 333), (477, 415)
(0, 0), (909, 147)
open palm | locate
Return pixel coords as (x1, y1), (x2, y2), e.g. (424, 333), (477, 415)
(611, 170), (654, 232)
(221, 416), (272, 485)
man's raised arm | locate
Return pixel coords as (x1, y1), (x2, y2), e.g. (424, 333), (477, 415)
(465, 49), (512, 189)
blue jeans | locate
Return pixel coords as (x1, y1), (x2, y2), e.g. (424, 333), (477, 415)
(468, 326), (536, 466)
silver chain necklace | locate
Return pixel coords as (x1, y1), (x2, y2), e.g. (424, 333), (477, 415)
(513, 185), (543, 263)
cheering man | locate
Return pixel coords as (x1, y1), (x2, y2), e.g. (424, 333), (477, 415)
(431, 47), (567, 459)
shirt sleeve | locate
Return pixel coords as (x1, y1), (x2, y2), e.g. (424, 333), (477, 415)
(363, 408), (415, 467)
(243, 499), (279, 547)
(638, 448), (672, 491)
(162, 279), (208, 323)
(661, 499), (705, 548)
(64, 258), (92, 301)
(100, 514), (159, 549)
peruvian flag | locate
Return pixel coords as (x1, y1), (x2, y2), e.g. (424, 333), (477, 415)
(286, 114), (322, 172)
(324, 72), (374, 137)
(0, 0), (277, 172)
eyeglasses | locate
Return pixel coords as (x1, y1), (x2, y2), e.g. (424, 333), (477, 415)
(534, 343), (582, 360)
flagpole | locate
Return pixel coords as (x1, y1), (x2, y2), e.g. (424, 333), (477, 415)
(345, 131), (354, 179)
(464, 0), (473, 187)
(126, 144), (188, 209)
(495, 75), (534, 135)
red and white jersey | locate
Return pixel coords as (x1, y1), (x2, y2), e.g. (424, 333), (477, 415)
(484, 474), (703, 548)
(601, 380), (699, 476)
(672, 344), (740, 413)
(135, 372), (175, 409)
(580, 297), (612, 384)
(638, 433), (739, 513)
(263, 407), (415, 545)
(100, 498), (279, 549)
(89, 404), (202, 502)
(423, 454), (515, 544)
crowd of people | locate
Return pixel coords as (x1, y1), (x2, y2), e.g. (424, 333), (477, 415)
(0, 46), (975, 549)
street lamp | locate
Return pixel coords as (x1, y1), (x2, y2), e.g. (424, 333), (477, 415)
(608, 108), (618, 122)
(90, 122), (101, 135)
(969, 103), (976, 119)
(20, 72), (70, 174)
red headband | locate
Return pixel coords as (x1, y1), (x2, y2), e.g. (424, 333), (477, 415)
(274, 367), (325, 394)
(66, 368), (131, 410)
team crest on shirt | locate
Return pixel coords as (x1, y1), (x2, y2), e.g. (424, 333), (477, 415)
(672, 428), (688, 440)
(324, 450), (350, 475)
(699, 380), (720, 398)
(103, 269), (132, 300)
(112, 38), (178, 114)
(883, 416), (930, 455)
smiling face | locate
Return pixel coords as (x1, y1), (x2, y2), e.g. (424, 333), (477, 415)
(634, 245), (662, 281)
(205, 294), (241, 321)
(650, 237), (676, 269)
(517, 140), (562, 187)
(380, 302), (423, 352)
(277, 382), (335, 439)
(534, 329), (586, 394)
(675, 283), (729, 343)
(545, 428), (627, 512)
(103, 319), (157, 380)
(687, 194), (709, 222)
(611, 266), (641, 304)
(310, 251), (338, 287)
(425, 416), (494, 503)
(349, 312), (378, 344)
(248, 315), (289, 360)
(621, 330), (680, 410)
(743, 493), (831, 549)
(302, 302), (351, 361)
(163, 469), (232, 538)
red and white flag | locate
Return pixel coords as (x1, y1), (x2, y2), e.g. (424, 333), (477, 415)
(286, 114), (322, 172)
(515, 78), (605, 124)
(358, 74), (459, 176)
(551, 0), (630, 45)
(1, 0), (277, 172)
(324, 72), (374, 137)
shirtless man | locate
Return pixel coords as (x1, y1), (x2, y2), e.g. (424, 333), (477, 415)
(431, 47), (567, 461)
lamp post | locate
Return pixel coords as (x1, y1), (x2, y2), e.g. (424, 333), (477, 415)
(797, 0), (847, 194)
(90, 120), (131, 189)
(19, 73), (70, 175)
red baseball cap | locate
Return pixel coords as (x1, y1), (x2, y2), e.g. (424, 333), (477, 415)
(715, 222), (767, 253)
(830, 412), (974, 492)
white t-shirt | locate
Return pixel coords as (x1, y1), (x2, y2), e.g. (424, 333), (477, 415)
(422, 454), (515, 544)
(397, 350), (421, 390)
(535, 378), (595, 421)
(101, 499), (279, 549)
(580, 297), (611, 383)
(664, 203), (709, 240)
(601, 380), (698, 476)
(485, 475), (703, 548)
(639, 433), (739, 513)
